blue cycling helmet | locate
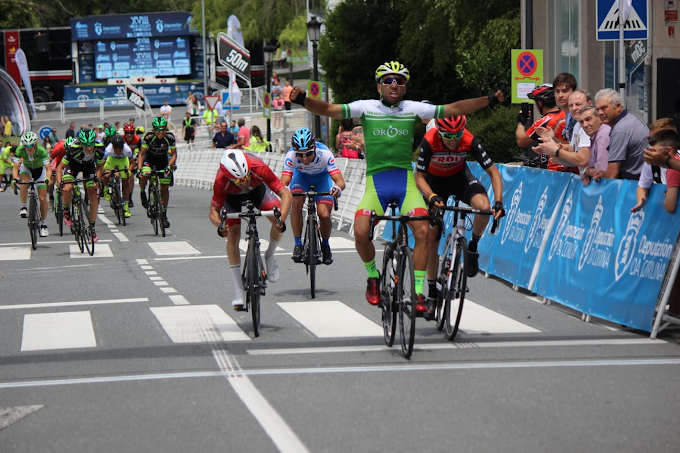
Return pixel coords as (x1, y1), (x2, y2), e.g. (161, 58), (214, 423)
(291, 128), (315, 151)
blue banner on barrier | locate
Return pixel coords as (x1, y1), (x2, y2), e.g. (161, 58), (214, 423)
(477, 166), (573, 289)
(533, 179), (680, 331)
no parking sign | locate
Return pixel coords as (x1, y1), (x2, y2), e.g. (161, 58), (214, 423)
(511, 49), (543, 104)
(307, 81), (322, 100)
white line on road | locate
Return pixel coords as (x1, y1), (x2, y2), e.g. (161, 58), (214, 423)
(246, 337), (667, 355)
(0, 297), (149, 310)
(21, 311), (97, 351)
(0, 357), (678, 390)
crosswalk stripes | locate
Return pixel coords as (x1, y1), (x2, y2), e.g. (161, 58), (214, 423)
(13, 298), (540, 353)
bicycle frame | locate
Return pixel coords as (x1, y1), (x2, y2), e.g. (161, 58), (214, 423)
(62, 177), (97, 256)
(15, 179), (42, 250)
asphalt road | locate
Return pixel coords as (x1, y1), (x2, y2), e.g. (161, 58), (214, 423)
(0, 184), (679, 452)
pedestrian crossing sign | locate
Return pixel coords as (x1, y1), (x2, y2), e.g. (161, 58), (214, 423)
(597, 0), (648, 41)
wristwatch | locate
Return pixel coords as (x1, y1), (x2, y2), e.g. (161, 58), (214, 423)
(555, 145), (561, 158)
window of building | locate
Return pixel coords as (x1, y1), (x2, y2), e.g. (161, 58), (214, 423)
(546, 0), (580, 82)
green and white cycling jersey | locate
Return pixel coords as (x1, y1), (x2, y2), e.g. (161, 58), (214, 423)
(12, 144), (49, 170)
(341, 100), (444, 176)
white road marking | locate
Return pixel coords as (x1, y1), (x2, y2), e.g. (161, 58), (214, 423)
(150, 304), (250, 342)
(0, 240), (112, 246)
(460, 300), (540, 334)
(0, 357), (678, 389)
(168, 295), (190, 305)
(148, 241), (201, 256)
(68, 244), (114, 258)
(112, 232), (129, 242)
(145, 271), (158, 275)
(0, 246), (31, 261)
(21, 311), (97, 351)
(238, 239), (284, 253)
(140, 265), (153, 269)
(247, 338), (666, 356)
(328, 237), (355, 249)
(149, 276), (163, 281)
(152, 250), (359, 261)
(0, 297), (149, 311)
(153, 281), (169, 286)
(137, 259), (149, 265)
(278, 301), (382, 338)
(159, 287), (177, 293)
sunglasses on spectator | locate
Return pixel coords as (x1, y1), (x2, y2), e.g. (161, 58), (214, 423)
(381, 76), (406, 86)
(231, 174), (251, 185)
(295, 150), (315, 158)
(439, 130), (464, 140)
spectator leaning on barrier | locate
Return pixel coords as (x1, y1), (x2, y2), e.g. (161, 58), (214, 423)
(532, 89), (592, 171)
(212, 122), (237, 149)
(648, 129), (680, 213)
(553, 73), (578, 143)
(632, 118), (678, 212)
(577, 105), (611, 186)
(517, 84), (566, 170)
(594, 88), (648, 180)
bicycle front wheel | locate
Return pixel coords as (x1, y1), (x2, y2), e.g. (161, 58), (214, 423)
(307, 213), (320, 298)
(380, 243), (397, 347)
(155, 185), (166, 238)
(397, 246), (417, 359)
(73, 200), (85, 253)
(28, 195), (38, 250)
(81, 204), (95, 256)
(445, 238), (468, 341)
(111, 181), (123, 225)
(246, 238), (261, 337)
(149, 186), (159, 235)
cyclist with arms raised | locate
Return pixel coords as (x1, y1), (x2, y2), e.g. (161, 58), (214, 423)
(12, 132), (52, 237)
(290, 61), (504, 309)
(137, 117), (177, 229)
(415, 115), (505, 316)
(281, 128), (345, 264)
(56, 129), (105, 242)
(209, 150), (292, 310)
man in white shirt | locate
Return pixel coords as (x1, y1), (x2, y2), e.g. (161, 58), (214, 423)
(159, 100), (176, 131)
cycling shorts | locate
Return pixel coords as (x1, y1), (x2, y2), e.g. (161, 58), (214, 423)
(355, 168), (428, 218)
(63, 162), (98, 187)
(19, 164), (47, 188)
(424, 165), (487, 207)
(289, 171), (334, 206)
(222, 183), (281, 227)
(103, 156), (130, 178)
(142, 154), (171, 185)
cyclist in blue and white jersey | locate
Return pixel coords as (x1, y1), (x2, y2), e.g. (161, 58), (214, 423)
(280, 128), (346, 265)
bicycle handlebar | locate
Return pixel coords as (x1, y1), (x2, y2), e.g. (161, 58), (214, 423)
(434, 205), (500, 234)
(217, 202), (284, 237)
(292, 190), (339, 211)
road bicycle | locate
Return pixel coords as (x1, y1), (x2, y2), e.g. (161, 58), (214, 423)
(219, 201), (282, 337)
(144, 167), (169, 237)
(292, 185), (338, 299)
(62, 178), (96, 256)
(434, 199), (499, 341)
(105, 167), (128, 226)
(369, 201), (434, 359)
(14, 179), (42, 250)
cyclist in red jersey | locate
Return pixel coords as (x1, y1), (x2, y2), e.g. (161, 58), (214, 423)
(48, 137), (74, 210)
(209, 150), (292, 310)
(123, 123), (141, 208)
(415, 116), (505, 316)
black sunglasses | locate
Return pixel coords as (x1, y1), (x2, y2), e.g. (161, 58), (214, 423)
(381, 76), (406, 86)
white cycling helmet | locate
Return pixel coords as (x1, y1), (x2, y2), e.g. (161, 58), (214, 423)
(21, 131), (38, 147)
(220, 150), (250, 179)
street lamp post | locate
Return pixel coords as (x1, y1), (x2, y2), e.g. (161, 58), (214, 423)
(306, 16), (322, 141)
(263, 43), (278, 142)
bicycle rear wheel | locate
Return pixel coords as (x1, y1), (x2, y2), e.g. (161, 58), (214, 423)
(380, 243), (397, 347)
(111, 181), (123, 225)
(55, 189), (64, 236)
(28, 195), (38, 250)
(436, 234), (453, 332)
(397, 246), (417, 359)
(445, 238), (468, 341)
(154, 184), (166, 237)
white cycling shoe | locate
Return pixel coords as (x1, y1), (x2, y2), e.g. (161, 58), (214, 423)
(231, 289), (246, 311)
(265, 256), (279, 282)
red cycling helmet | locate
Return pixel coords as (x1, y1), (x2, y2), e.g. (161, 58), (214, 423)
(435, 116), (467, 134)
(123, 123), (136, 133)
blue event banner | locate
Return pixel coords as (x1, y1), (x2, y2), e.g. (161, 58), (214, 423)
(71, 12), (197, 41)
(63, 83), (204, 107)
(533, 177), (680, 331)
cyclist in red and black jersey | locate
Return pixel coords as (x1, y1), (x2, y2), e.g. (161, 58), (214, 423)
(123, 123), (141, 208)
(415, 116), (504, 314)
(48, 136), (74, 210)
(137, 117), (177, 228)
